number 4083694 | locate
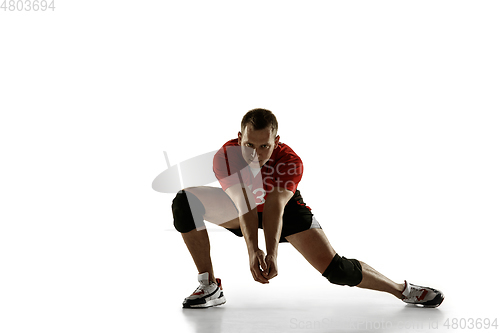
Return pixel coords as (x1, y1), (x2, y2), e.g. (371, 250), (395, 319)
(1, 0), (55, 11)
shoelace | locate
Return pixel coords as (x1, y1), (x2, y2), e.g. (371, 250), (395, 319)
(407, 286), (425, 300)
(191, 283), (208, 295)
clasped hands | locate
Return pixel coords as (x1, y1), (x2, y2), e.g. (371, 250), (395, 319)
(249, 249), (278, 284)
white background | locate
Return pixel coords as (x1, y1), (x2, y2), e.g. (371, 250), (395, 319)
(1, 1), (499, 332)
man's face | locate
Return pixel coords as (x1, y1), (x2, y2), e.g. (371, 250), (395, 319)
(238, 125), (279, 168)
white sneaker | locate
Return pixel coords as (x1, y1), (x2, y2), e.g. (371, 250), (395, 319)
(183, 272), (226, 308)
(401, 280), (444, 307)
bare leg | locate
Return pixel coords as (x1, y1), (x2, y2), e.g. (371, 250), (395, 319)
(357, 262), (405, 298)
(177, 187), (241, 283)
(286, 228), (404, 299)
(181, 228), (216, 283)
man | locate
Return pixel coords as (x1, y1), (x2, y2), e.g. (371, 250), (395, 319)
(172, 108), (444, 308)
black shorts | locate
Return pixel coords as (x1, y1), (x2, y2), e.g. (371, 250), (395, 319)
(224, 190), (321, 243)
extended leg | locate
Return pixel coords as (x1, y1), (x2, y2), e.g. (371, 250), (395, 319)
(356, 262), (405, 298)
(286, 228), (404, 299)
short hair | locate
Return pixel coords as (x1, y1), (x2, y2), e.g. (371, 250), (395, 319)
(240, 108), (278, 136)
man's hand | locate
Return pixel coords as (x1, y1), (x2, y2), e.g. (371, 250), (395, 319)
(249, 249), (270, 284)
(262, 254), (278, 280)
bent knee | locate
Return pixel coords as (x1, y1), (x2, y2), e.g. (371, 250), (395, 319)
(172, 190), (206, 233)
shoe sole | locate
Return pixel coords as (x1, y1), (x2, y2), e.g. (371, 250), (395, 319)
(423, 295), (445, 308)
(183, 294), (226, 309)
(188, 296), (226, 308)
(404, 295), (445, 308)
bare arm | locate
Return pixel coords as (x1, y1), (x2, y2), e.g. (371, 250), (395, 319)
(225, 183), (258, 251)
(225, 183), (268, 284)
(261, 187), (293, 279)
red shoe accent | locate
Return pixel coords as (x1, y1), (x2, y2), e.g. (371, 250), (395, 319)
(417, 289), (428, 301)
(216, 278), (223, 290)
(192, 290), (205, 296)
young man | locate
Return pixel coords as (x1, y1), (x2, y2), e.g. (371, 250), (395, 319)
(172, 108), (444, 309)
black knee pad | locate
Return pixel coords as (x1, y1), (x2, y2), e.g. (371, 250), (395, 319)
(172, 190), (206, 233)
(322, 253), (363, 287)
